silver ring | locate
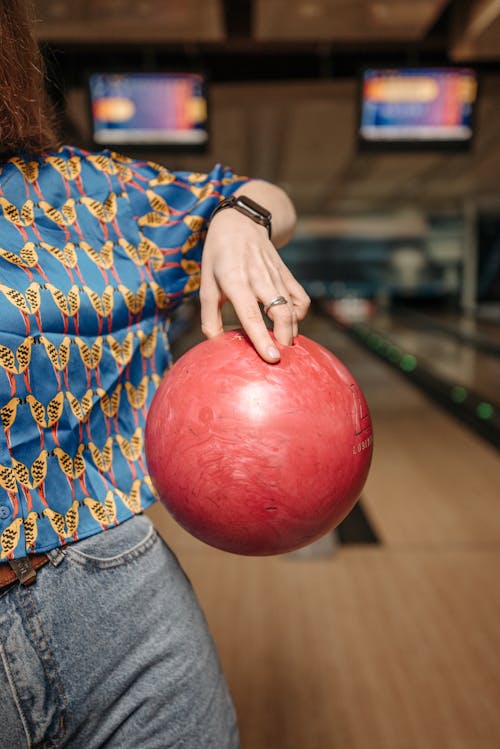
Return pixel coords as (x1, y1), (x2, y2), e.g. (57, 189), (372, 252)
(263, 295), (288, 316)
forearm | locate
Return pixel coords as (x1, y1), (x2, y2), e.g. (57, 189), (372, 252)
(234, 179), (297, 248)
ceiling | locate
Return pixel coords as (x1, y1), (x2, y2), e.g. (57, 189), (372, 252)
(254, 0), (450, 42)
(34, 0), (500, 52)
(34, 0), (225, 42)
(36, 0), (500, 221)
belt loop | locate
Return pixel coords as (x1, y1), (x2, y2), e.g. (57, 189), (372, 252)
(47, 548), (66, 568)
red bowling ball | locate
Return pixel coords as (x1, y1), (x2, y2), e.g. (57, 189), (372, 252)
(145, 330), (373, 555)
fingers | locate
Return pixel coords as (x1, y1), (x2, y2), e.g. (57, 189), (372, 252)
(200, 231), (311, 362)
(230, 291), (282, 363)
(260, 260), (310, 344)
(264, 295), (296, 345)
(277, 263), (311, 322)
(199, 276), (224, 339)
(245, 256), (296, 349)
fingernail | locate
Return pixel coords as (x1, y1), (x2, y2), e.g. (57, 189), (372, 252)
(267, 346), (280, 359)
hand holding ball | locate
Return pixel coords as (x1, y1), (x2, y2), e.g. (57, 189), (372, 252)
(145, 330), (373, 555)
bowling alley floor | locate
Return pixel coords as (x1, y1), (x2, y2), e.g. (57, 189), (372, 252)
(148, 311), (500, 749)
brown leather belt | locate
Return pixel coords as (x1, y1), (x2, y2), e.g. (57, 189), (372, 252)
(0, 554), (50, 590)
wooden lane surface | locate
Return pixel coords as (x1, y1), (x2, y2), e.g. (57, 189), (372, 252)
(426, 311), (500, 346)
(298, 314), (500, 547)
(148, 505), (500, 749)
(365, 402), (500, 547)
(369, 313), (500, 400)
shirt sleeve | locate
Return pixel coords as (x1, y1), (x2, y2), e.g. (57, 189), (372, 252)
(118, 156), (250, 313)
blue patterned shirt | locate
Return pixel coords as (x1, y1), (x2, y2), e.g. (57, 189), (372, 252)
(0, 146), (247, 559)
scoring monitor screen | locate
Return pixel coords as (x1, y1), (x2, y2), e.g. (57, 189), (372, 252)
(88, 72), (208, 149)
(359, 68), (477, 148)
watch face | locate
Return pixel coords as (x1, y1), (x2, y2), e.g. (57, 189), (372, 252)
(236, 195), (271, 220)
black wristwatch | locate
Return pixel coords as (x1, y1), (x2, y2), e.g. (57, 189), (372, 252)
(209, 195), (272, 239)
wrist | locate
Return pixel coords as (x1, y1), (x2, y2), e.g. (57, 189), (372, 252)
(234, 180), (296, 249)
(207, 204), (269, 240)
(209, 194), (272, 240)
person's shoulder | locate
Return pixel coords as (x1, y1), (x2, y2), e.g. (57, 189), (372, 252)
(38, 144), (132, 175)
(0, 146), (158, 194)
(20, 146), (161, 196)
(67, 146), (176, 186)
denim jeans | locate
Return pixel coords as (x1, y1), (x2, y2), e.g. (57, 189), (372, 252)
(0, 514), (239, 748)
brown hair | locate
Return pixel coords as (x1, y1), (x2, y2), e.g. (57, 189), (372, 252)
(0, 0), (58, 155)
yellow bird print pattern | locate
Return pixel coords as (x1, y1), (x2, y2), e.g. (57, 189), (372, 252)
(0, 146), (248, 559)
(43, 500), (80, 540)
(83, 493), (117, 528)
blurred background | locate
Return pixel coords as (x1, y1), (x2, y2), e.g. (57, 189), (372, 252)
(34, 2), (500, 747)
(36, 0), (500, 318)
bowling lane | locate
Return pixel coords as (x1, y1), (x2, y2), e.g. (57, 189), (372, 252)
(392, 305), (500, 357)
(367, 311), (500, 402)
(147, 506), (500, 749)
(299, 312), (500, 548)
(148, 308), (500, 749)
(435, 312), (500, 345)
